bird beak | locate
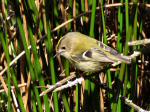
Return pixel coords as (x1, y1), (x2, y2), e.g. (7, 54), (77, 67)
(54, 50), (60, 58)
(54, 49), (64, 58)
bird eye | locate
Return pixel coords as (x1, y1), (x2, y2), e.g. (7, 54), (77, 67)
(61, 46), (66, 50)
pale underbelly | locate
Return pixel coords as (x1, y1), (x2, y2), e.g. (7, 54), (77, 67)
(74, 61), (106, 72)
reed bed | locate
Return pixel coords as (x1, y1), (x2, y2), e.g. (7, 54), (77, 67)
(0, 0), (150, 112)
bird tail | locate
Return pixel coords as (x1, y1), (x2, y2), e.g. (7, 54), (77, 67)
(118, 55), (131, 64)
(118, 51), (141, 64)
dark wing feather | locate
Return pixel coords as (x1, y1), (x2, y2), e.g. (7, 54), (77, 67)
(82, 42), (131, 63)
(82, 49), (116, 63)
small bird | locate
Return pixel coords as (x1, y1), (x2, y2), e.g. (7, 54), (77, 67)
(56, 32), (131, 72)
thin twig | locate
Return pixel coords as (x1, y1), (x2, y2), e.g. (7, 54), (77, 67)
(40, 72), (76, 96)
(0, 83), (27, 93)
(128, 39), (150, 46)
(53, 77), (84, 92)
(11, 89), (21, 112)
(121, 96), (150, 112)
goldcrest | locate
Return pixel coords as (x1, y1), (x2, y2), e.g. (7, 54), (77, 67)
(56, 32), (131, 72)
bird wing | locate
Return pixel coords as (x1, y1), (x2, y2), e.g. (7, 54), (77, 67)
(82, 48), (115, 63)
(82, 42), (131, 63)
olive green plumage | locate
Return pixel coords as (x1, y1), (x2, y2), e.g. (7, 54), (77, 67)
(56, 32), (131, 72)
